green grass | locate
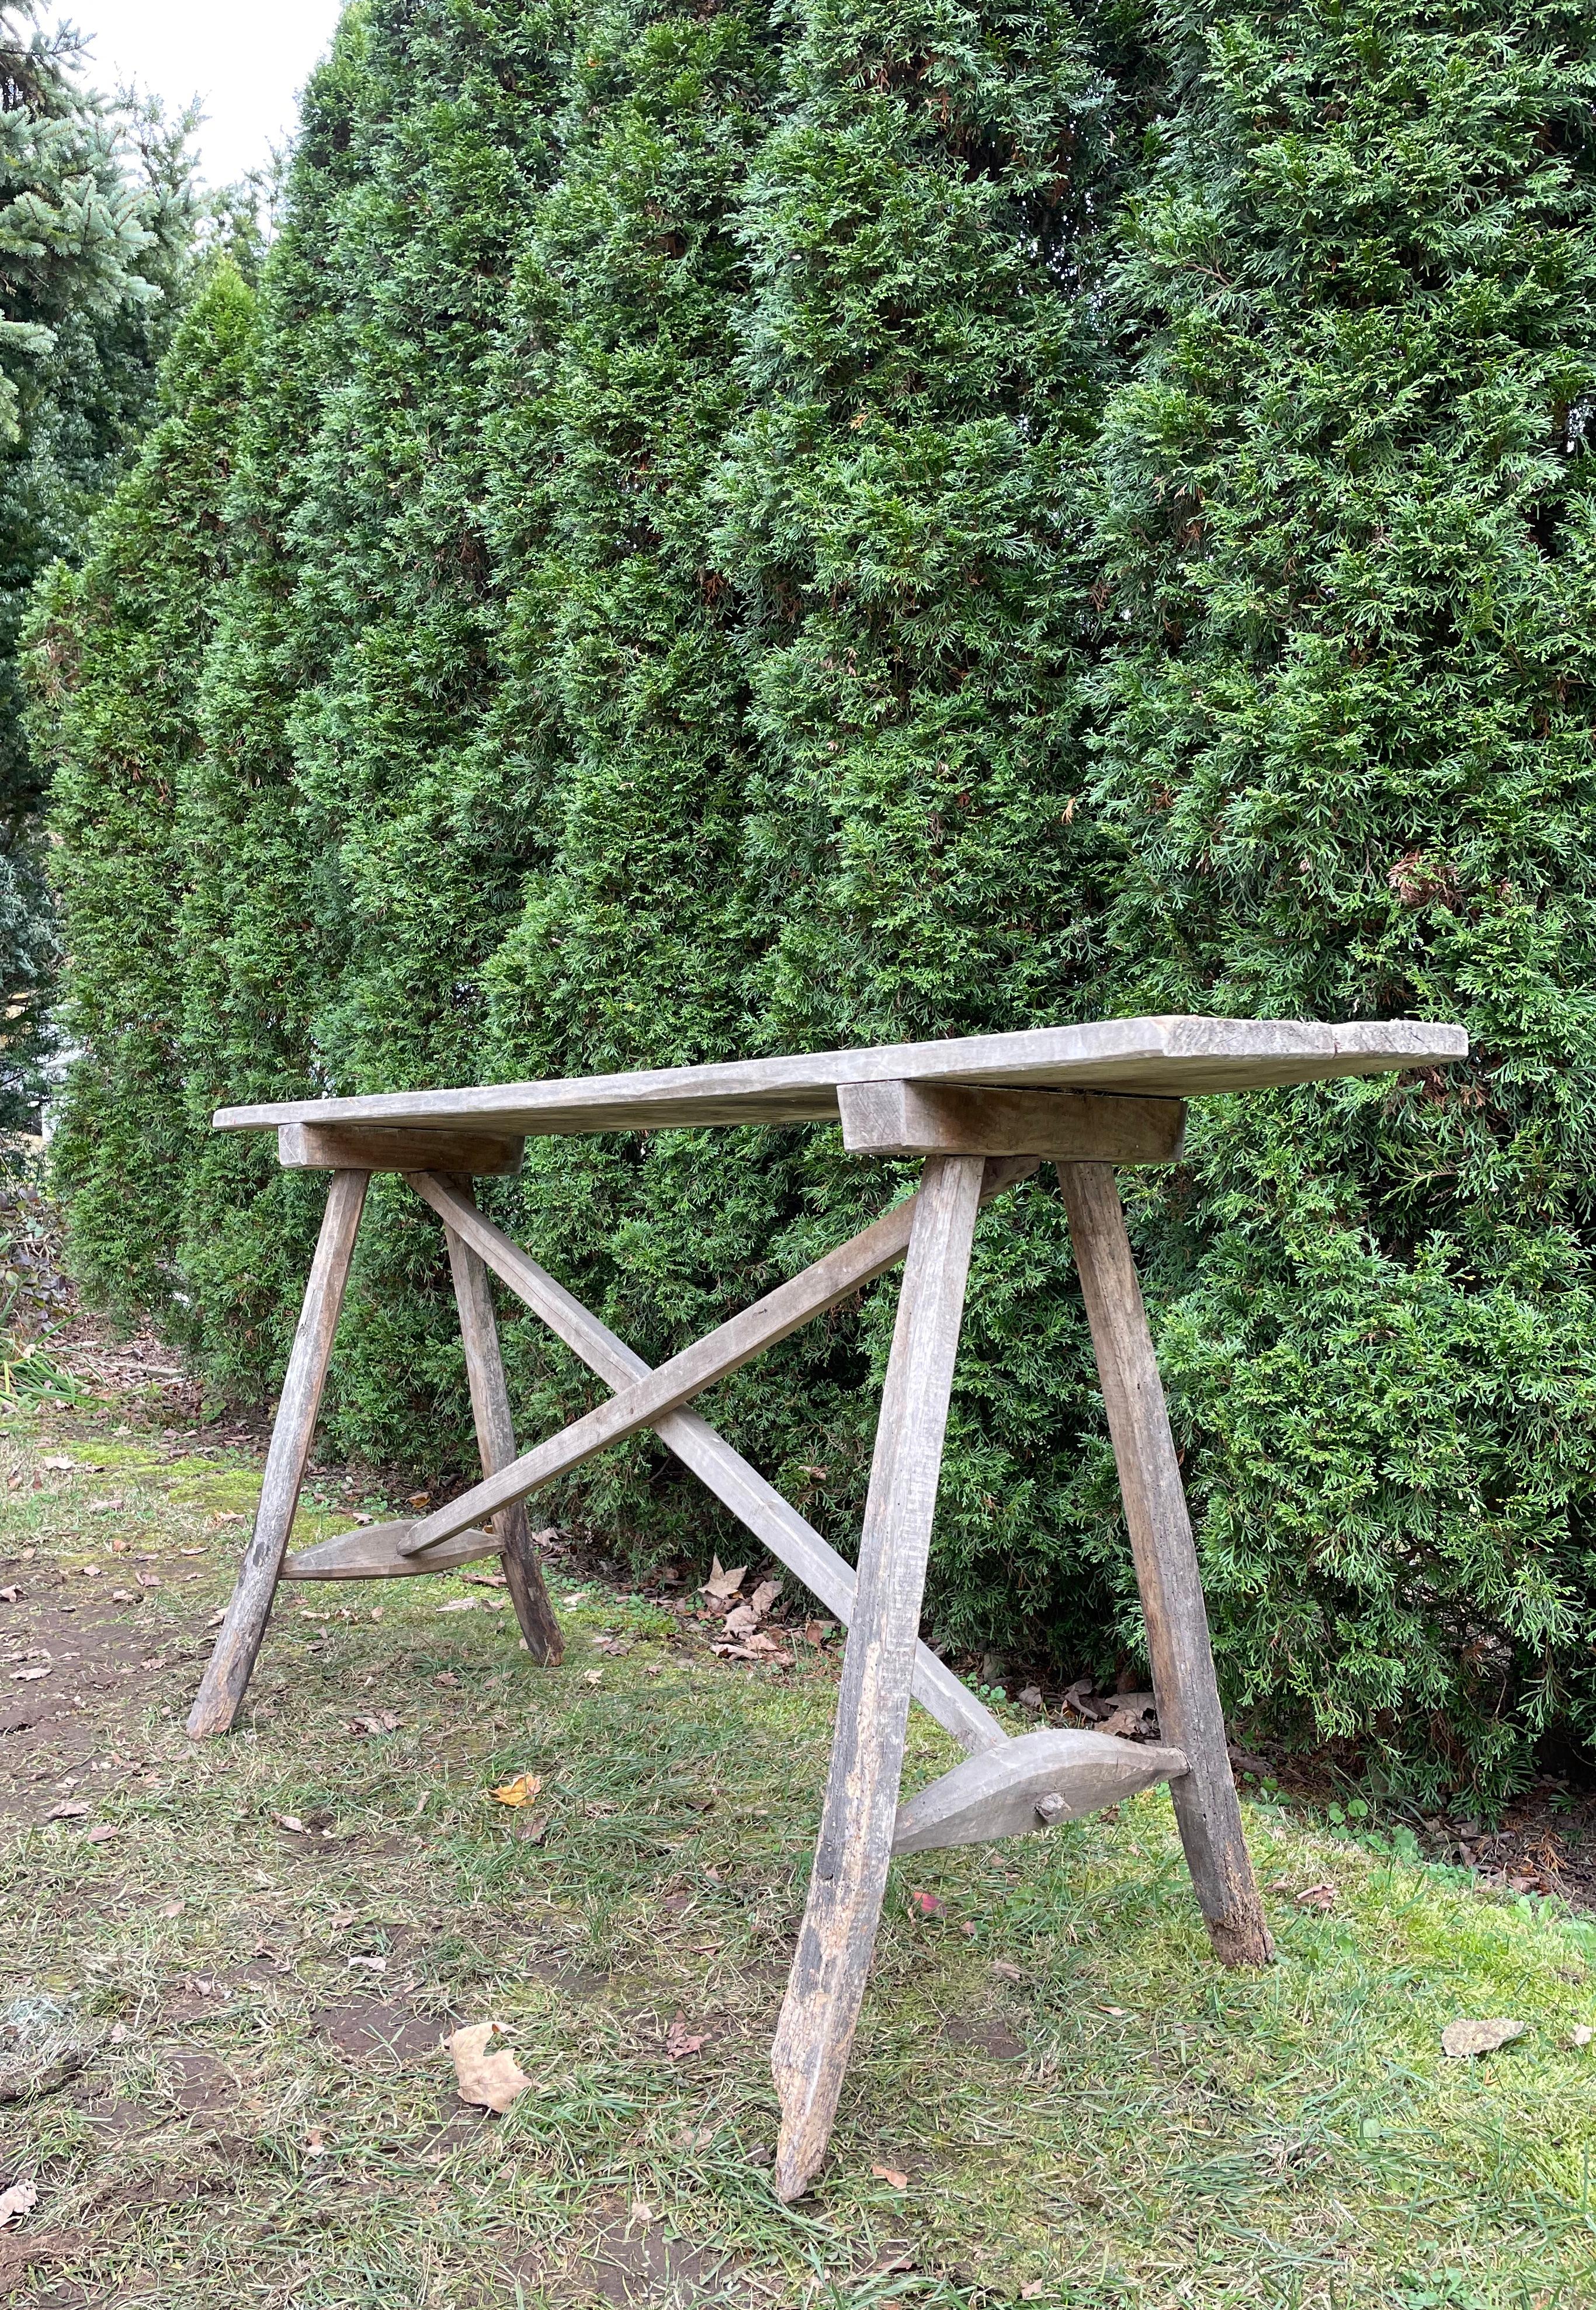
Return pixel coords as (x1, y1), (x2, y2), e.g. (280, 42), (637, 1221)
(0, 1399), (1592, 2307)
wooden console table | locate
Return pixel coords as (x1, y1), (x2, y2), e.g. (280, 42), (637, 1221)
(188, 1014), (1465, 2197)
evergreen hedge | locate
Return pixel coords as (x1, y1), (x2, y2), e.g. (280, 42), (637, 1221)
(27, 0), (1596, 1799)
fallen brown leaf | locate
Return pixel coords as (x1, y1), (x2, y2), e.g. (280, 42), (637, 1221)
(699, 1556), (747, 1602)
(1021, 2283), (1048, 2301)
(0, 1586), (18, 1603)
(1441, 2017), (1525, 2059)
(84, 1825), (118, 1846)
(1294, 1882), (1338, 1912)
(664, 2012), (706, 2059)
(870, 2163), (908, 2190)
(448, 2021), (532, 2113)
(748, 1577), (782, 1619)
(11, 1666), (48, 1682)
(46, 1802), (88, 1821)
(991, 1959), (1023, 1983)
(582, 1667), (603, 1684)
(489, 1771), (544, 1809)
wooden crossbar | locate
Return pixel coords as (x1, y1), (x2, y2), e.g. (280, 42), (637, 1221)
(393, 1157), (1029, 1559)
(403, 1171), (1008, 1754)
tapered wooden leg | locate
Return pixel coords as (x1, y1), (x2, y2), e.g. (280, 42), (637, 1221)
(187, 1168), (369, 1738)
(771, 1153), (985, 2202)
(443, 1188), (563, 1667)
(1058, 1162), (1270, 1967)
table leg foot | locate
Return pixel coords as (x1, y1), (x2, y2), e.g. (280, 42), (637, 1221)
(187, 1169), (369, 1739)
(1059, 1161), (1271, 1966)
(443, 1191), (564, 1666)
(771, 1153), (986, 2198)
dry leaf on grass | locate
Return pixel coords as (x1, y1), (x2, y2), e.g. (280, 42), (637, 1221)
(436, 1598), (477, 1615)
(699, 1556), (746, 1602)
(991, 1959), (1023, 1983)
(346, 1714), (400, 1737)
(0, 1586), (18, 1604)
(870, 2163), (908, 2190)
(0, 2180), (36, 2229)
(1441, 2018), (1525, 2059)
(1294, 1883), (1338, 1912)
(447, 2021), (532, 2113)
(85, 1825), (118, 1845)
(489, 1771), (543, 1809)
(907, 1889), (943, 1919)
(1021, 2283), (1049, 2301)
(582, 1667), (603, 1684)
(46, 1802), (88, 1821)
(1571, 2025), (1592, 2048)
(514, 1813), (549, 1844)
(40, 1456), (72, 1471)
(11, 1667), (48, 1682)
(347, 1955), (387, 1975)
(664, 2013), (706, 2059)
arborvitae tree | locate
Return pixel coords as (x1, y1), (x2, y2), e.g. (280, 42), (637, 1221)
(26, 263), (256, 1319)
(31, 0), (1596, 1795)
(1087, 0), (1596, 1796)
(0, 5), (190, 1125)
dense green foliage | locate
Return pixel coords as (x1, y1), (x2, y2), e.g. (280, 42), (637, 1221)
(27, 0), (1596, 1799)
(0, 6), (193, 1124)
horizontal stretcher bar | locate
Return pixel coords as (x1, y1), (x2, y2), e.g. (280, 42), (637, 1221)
(213, 1015), (1467, 1141)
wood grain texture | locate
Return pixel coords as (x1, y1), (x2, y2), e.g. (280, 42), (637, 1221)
(406, 1171), (1008, 1754)
(771, 1153), (986, 2203)
(394, 1162), (1021, 1559)
(838, 1080), (1185, 1163)
(186, 1169), (368, 1738)
(1059, 1161), (1271, 1967)
(891, 1726), (1188, 1855)
(283, 1520), (501, 1579)
(444, 1193), (563, 1665)
(216, 1017), (1467, 1139)
(278, 1122), (523, 1175)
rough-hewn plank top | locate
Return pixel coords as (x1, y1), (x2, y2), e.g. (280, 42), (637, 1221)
(213, 1015), (1466, 1140)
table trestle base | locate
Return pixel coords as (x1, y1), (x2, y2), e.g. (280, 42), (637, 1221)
(186, 1049), (1324, 2195)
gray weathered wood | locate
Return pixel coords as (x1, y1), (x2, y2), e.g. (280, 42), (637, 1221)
(284, 1520), (502, 1579)
(186, 1168), (368, 1738)
(1059, 1160), (1271, 1967)
(216, 1017), (1468, 1140)
(891, 1726), (1189, 1855)
(405, 1170), (1007, 1751)
(444, 1195), (564, 1665)
(391, 1160), (1022, 1560)
(279, 1122), (523, 1175)
(839, 1080), (1185, 1163)
(771, 1153), (985, 2204)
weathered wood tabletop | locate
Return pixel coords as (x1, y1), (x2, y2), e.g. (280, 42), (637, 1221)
(192, 1012), (1467, 2197)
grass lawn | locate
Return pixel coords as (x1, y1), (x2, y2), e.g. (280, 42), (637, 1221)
(0, 1393), (1592, 2309)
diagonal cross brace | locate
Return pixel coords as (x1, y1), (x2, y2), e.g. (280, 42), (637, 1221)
(403, 1170), (1011, 1756)
(395, 1160), (1033, 1559)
